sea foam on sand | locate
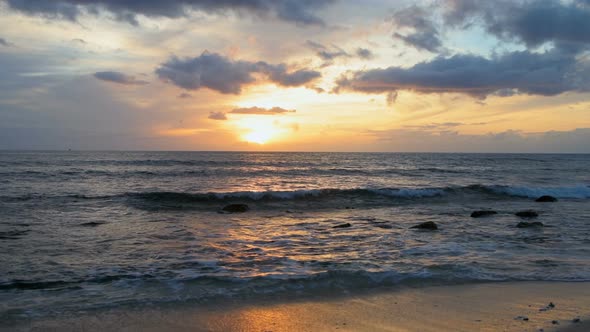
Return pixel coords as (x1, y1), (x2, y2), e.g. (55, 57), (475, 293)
(4, 281), (589, 332)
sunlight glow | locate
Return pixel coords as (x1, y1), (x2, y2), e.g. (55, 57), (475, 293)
(238, 118), (285, 144)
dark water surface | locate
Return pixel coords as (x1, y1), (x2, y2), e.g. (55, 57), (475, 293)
(1, 151), (589, 322)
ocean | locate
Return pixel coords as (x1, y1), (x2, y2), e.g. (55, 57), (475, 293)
(1, 151), (589, 323)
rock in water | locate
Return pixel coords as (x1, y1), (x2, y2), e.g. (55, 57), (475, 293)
(80, 222), (105, 227)
(515, 210), (539, 218)
(221, 204), (250, 213)
(410, 221), (438, 230)
(516, 221), (544, 228)
(332, 223), (351, 229)
(471, 210), (498, 218)
(535, 195), (557, 202)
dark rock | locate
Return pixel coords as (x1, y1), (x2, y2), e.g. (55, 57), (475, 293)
(517, 221), (544, 228)
(410, 221), (438, 230)
(573, 318), (581, 323)
(515, 210), (539, 218)
(80, 222), (105, 227)
(0, 230), (30, 240)
(552, 320), (559, 325)
(221, 204), (250, 213)
(535, 195), (558, 202)
(374, 224), (393, 229)
(333, 223), (351, 229)
(470, 210), (498, 218)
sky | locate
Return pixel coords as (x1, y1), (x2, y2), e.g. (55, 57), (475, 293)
(0, 0), (589, 152)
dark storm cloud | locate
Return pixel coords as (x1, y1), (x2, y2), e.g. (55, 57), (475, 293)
(392, 5), (443, 53)
(2, 0), (335, 26)
(155, 52), (320, 94)
(230, 106), (295, 115)
(335, 48), (590, 97)
(93, 71), (149, 85)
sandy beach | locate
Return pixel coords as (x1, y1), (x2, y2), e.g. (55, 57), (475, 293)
(5, 281), (589, 332)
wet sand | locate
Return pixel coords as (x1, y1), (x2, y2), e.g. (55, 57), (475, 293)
(4, 282), (589, 332)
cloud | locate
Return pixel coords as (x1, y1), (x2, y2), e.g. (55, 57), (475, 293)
(93, 71), (149, 85)
(0, 38), (13, 47)
(386, 91), (398, 106)
(155, 51), (320, 94)
(335, 48), (590, 97)
(365, 127), (590, 153)
(178, 92), (192, 99)
(2, 0), (335, 26)
(392, 5), (444, 53)
(257, 63), (321, 87)
(355, 48), (374, 59)
(442, 0), (590, 49)
(207, 106), (295, 120)
(208, 111), (227, 120)
(306, 40), (375, 62)
(403, 122), (463, 130)
(306, 40), (348, 60)
(394, 0), (590, 53)
(230, 106), (295, 115)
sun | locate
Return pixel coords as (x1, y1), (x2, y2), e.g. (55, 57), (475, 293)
(238, 118), (284, 144)
(243, 130), (274, 144)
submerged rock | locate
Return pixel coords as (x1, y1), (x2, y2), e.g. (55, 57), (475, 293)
(221, 204), (250, 213)
(517, 221), (544, 228)
(471, 210), (498, 218)
(410, 221), (438, 230)
(332, 223), (352, 229)
(515, 210), (539, 218)
(535, 195), (558, 202)
(373, 223), (393, 229)
(80, 222), (105, 227)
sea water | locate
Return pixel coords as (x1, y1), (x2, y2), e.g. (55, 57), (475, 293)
(1, 151), (589, 322)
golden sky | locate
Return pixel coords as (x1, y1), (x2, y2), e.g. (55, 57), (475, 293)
(0, 0), (589, 152)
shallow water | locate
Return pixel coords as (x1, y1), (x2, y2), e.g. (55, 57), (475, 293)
(1, 151), (589, 322)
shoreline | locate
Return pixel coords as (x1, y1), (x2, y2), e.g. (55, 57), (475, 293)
(3, 281), (589, 332)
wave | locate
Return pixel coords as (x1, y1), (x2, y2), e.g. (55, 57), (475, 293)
(3, 266), (589, 293)
(127, 187), (450, 204)
(2, 184), (589, 204)
(488, 185), (590, 199)
(111, 184), (590, 202)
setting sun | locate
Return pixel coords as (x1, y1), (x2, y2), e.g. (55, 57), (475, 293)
(238, 117), (287, 144)
(243, 130), (273, 144)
